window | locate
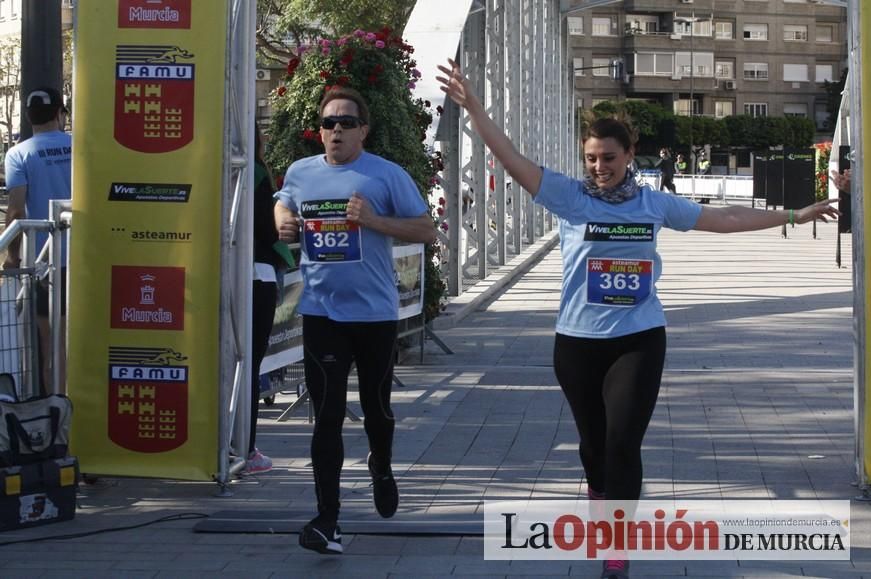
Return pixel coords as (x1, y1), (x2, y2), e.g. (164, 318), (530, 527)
(674, 99), (700, 116)
(577, 98), (585, 109)
(568, 16), (584, 36)
(783, 63), (808, 82)
(675, 52), (714, 77)
(743, 23), (768, 41)
(675, 18), (711, 38)
(715, 101), (734, 118)
(744, 103), (768, 117)
(626, 15), (658, 34)
(783, 103), (808, 118)
(743, 62), (769, 80)
(573, 57), (585, 77)
(816, 25), (833, 43)
(634, 52), (673, 76)
(715, 60), (734, 79)
(715, 21), (733, 40)
(815, 102), (829, 130)
(815, 64), (834, 83)
(783, 25), (808, 42)
(592, 57), (611, 77)
(592, 17), (614, 36)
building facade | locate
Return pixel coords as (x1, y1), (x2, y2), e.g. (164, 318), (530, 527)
(567, 0), (847, 132)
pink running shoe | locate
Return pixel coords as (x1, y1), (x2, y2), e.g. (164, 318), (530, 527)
(601, 559), (630, 579)
(244, 449), (273, 473)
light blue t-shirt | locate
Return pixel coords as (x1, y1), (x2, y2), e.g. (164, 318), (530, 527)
(276, 151), (428, 322)
(534, 168), (702, 338)
(4, 130), (72, 258)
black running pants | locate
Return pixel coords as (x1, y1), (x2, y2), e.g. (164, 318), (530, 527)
(553, 326), (666, 500)
(302, 314), (398, 520)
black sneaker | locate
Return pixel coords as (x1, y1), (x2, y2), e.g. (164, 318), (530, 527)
(367, 452), (398, 518)
(299, 518), (343, 554)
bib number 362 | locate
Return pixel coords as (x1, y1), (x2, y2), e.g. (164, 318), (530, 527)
(587, 258), (653, 306)
(303, 218), (362, 262)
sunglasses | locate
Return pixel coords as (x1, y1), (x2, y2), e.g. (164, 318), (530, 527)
(320, 115), (364, 130)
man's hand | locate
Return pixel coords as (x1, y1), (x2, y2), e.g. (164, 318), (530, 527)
(277, 215), (301, 242)
(274, 202), (301, 242)
(346, 192), (376, 227)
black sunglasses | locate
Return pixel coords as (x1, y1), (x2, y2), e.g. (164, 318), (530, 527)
(320, 115), (364, 130)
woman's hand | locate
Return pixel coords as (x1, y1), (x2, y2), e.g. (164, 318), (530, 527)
(830, 168), (851, 193)
(796, 198), (841, 224)
(436, 58), (480, 111)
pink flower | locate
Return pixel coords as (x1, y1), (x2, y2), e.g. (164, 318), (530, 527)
(320, 39), (331, 47)
(322, 47), (330, 55)
(412, 68), (421, 78)
(337, 37), (348, 46)
(407, 82), (416, 90)
(440, 222), (449, 231)
(437, 207), (444, 216)
(375, 40), (385, 49)
(365, 32), (376, 41)
(354, 29), (366, 37)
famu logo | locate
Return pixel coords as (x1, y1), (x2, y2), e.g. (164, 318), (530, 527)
(114, 44), (195, 153)
(109, 182), (191, 203)
(108, 345), (189, 453)
(119, 0), (191, 29)
(300, 199), (349, 218)
(585, 223), (654, 242)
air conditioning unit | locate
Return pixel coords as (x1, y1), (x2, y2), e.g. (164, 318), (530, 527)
(680, 0), (694, 3)
(256, 69), (271, 81)
(725, 80), (737, 90)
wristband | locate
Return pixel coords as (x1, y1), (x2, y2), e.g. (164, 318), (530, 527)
(788, 209), (794, 226)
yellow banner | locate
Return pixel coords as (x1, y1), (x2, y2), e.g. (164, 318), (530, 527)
(69, 0), (227, 480)
(863, 3), (871, 481)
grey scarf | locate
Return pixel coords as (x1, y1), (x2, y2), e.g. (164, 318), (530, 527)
(583, 169), (641, 204)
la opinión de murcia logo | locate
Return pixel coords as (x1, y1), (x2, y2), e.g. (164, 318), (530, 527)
(118, 0), (192, 29)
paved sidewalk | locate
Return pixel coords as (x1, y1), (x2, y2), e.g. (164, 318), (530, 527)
(0, 220), (866, 578)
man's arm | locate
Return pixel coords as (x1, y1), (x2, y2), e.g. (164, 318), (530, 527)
(346, 193), (436, 244)
(3, 185), (26, 269)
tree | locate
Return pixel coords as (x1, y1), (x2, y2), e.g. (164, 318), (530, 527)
(256, 0), (416, 64)
(0, 38), (21, 150)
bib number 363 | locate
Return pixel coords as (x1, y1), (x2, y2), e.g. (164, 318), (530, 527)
(303, 218), (362, 262)
(586, 258), (653, 306)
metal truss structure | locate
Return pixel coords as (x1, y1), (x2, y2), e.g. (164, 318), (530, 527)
(430, 0), (580, 296)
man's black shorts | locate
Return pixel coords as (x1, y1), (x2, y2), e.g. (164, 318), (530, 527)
(36, 267), (67, 316)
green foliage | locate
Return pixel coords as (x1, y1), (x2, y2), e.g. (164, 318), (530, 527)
(256, 0), (416, 62)
(814, 142), (833, 201)
(266, 29), (446, 321)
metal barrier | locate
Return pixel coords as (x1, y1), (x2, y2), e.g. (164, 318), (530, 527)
(0, 200), (69, 399)
(638, 171), (755, 203)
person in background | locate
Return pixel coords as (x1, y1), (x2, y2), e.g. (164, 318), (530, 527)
(697, 152), (711, 175)
(831, 168), (851, 193)
(437, 57), (839, 579)
(244, 125), (287, 474)
(674, 153), (687, 175)
(656, 148), (676, 194)
(274, 86), (436, 555)
(3, 87), (71, 394)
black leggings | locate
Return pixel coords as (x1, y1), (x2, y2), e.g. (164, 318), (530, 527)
(249, 280), (278, 455)
(553, 326), (666, 500)
(660, 177), (676, 194)
(302, 315), (398, 521)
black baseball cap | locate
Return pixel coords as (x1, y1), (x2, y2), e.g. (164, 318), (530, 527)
(25, 87), (67, 113)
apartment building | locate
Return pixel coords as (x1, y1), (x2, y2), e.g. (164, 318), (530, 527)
(567, 0), (847, 132)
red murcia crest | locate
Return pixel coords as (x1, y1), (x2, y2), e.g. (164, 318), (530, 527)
(118, 0), (192, 29)
(115, 45), (195, 153)
(107, 346), (189, 453)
